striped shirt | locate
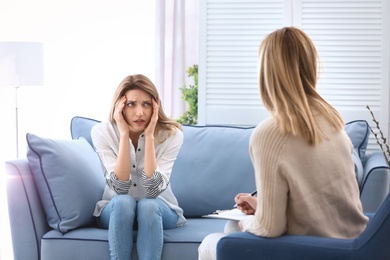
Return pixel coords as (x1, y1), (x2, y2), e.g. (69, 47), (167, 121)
(91, 121), (186, 226)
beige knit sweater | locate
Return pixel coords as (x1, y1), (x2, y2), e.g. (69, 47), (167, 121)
(241, 116), (368, 239)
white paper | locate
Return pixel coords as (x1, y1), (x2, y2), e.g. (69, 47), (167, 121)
(202, 208), (248, 221)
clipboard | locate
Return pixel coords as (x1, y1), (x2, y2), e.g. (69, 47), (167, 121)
(202, 208), (247, 221)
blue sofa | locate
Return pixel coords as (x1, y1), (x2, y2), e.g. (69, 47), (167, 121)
(5, 117), (389, 260)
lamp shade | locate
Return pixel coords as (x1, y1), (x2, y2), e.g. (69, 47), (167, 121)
(0, 42), (44, 86)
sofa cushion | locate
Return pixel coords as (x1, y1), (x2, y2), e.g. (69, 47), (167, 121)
(26, 133), (105, 233)
(352, 149), (364, 188)
(344, 120), (370, 187)
(71, 116), (100, 146)
(41, 218), (227, 260)
(171, 125), (256, 217)
(344, 120), (370, 159)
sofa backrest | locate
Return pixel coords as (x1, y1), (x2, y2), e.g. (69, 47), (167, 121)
(171, 125), (256, 217)
(71, 116), (101, 146)
(70, 116), (256, 218)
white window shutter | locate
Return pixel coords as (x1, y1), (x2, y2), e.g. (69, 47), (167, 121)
(294, 0), (389, 151)
(199, 0), (289, 125)
(199, 0), (389, 151)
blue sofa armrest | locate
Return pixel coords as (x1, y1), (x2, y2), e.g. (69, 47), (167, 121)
(5, 159), (50, 260)
(360, 152), (390, 213)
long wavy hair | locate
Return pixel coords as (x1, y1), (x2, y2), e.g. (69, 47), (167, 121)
(258, 27), (344, 145)
(109, 74), (182, 139)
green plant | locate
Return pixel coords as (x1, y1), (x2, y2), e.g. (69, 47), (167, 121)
(177, 64), (198, 125)
(366, 105), (390, 166)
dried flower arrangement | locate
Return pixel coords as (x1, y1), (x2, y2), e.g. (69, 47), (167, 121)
(366, 105), (390, 167)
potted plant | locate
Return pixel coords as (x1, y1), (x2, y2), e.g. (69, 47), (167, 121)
(177, 64), (198, 125)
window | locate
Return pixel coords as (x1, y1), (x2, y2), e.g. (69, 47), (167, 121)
(199, 0), (390, 151)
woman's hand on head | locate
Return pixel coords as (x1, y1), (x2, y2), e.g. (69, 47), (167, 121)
(114, 96), (131, 136)
(234, 193), (257, 215)
(145, 97), (159, 138)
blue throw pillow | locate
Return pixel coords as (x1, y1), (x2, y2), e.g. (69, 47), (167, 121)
(26, 133), (105, 233)
(344, 120), (370, 159)
(344, 120), (370, 188)
(351, 149), (364, 188)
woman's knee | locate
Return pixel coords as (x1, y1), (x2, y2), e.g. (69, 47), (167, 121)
(110, 194), (136, 217)
(224, 220), (241, 233)
(137, 198), (161, 217)
(198, 233), (226, 260)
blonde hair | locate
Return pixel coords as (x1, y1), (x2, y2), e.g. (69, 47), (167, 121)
(258, 27), (344, 145)
(109, 74), (182, 139)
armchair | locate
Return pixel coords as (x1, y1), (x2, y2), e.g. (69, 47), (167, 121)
(217, 191), (390, 260)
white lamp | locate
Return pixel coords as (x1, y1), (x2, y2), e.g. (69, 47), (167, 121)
(0, 42), (44, 158)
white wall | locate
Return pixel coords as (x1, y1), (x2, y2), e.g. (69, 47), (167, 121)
(0, 0), (156, 160)
(0, 1), (156, 259)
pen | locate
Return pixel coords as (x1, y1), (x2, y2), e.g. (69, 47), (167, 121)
(233, 190), (257, 208)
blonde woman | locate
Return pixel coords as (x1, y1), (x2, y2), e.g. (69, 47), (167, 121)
(198, 27), (368, 260)
(92, 74), (185, 260)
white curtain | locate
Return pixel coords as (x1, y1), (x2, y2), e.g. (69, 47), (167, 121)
(155, 0), (199, 119)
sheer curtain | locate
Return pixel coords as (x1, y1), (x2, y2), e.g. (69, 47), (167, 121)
(155, 0), (199, 119)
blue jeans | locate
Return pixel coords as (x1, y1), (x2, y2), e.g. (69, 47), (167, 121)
(97, 195), (179, 260)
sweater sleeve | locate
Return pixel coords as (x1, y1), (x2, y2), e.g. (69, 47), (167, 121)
(241, 120), (289, 237)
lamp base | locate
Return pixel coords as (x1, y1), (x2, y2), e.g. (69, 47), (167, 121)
(15, 86), (19, 158)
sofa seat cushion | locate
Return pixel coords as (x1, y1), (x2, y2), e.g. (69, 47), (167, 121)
(41, 218), (227, 260)
(26, 133), (105, 233)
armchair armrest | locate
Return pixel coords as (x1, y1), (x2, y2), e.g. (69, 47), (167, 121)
(360, 152), (390, 213)
(217, 193), (390, 260)
(217, 232), (352, 260)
